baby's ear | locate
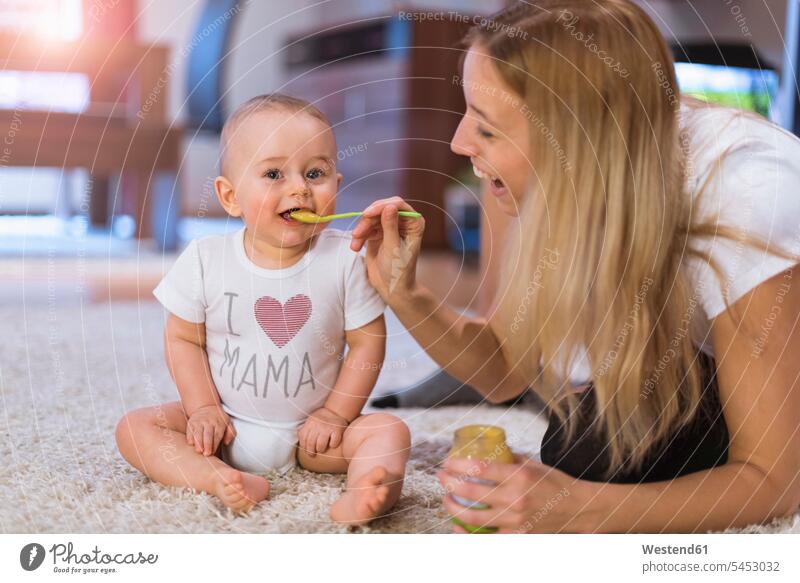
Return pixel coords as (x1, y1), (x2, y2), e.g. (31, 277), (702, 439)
(214, 175), (241, 217)
(336, 172), (343, 189)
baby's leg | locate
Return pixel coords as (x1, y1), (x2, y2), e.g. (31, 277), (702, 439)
(298, 413), (411, 525)
(115, 401), (269, 514)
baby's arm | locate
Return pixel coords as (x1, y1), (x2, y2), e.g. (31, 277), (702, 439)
(298, 314), (386, 456)
(164, 313), (235, 456)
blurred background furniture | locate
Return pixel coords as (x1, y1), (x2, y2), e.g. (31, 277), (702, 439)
(0, 0), (180, 250)
(0, 33), (181, 244)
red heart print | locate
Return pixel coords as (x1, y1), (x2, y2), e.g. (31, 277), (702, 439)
(254, 294), (312, 348)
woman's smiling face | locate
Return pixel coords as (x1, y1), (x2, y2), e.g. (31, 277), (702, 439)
(450, 45), (531, 216)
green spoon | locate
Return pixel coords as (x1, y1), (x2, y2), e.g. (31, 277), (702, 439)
(289, 209), (422, 224)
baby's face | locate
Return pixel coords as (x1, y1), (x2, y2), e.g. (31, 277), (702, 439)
(224, 109), (340, 248)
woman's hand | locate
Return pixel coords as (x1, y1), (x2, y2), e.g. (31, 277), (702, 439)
(186, 404), (236, 456)
(298, 407), (349, 457)
(350, 196), (425, 303)
(437, 454), (595, 533)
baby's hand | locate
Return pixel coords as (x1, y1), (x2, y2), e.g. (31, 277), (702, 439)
(298, 407), (348, 457)
(186, 404), (236, 456)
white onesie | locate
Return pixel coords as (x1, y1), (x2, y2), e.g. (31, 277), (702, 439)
(153, 227), (386, 473)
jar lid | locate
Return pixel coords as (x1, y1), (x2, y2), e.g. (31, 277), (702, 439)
(453, 425), (507, 442)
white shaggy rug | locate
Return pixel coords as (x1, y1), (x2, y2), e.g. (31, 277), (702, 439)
(1, 301), (798, 534)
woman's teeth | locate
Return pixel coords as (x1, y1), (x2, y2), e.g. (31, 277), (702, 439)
(472, 165), (489, 179)
(473, 165), (503, 187)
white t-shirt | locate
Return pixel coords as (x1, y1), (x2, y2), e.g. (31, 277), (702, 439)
(153, 227), (386, 423)
(557, 102), (800, 385)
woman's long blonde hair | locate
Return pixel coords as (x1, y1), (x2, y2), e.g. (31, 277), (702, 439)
(471, 0), (798, 479)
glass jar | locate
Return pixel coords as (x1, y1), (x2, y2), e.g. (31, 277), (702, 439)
(447, 425), (513, 534)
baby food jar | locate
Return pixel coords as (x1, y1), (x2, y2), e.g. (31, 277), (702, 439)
(447, 424), (513, 534)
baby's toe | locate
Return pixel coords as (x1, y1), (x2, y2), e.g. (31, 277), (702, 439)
(227, 469), (244, 486)
(222, 484), (244, 501)
(227, 494), (253, 514)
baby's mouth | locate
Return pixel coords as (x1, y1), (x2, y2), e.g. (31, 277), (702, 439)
(279, 207), (307, 222)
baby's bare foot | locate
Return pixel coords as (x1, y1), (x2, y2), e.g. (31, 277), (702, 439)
(213, 467), (270, 514)
(330, 466), (394, 525)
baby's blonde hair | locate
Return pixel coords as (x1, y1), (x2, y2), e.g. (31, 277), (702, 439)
(219, 93), (332, 176)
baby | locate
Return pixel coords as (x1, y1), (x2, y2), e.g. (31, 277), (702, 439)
(115, 93), (410, 525)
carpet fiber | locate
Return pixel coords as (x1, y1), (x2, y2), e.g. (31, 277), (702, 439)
(1, 302), (798, 533)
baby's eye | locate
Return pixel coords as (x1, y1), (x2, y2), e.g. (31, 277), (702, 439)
(263, 169), (282, 180)
(305, 167), (326, 180)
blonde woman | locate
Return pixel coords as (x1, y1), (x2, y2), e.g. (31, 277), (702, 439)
(351, 0), (800, 533)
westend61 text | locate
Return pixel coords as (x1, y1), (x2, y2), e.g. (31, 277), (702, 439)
(642, 544), (708, 555)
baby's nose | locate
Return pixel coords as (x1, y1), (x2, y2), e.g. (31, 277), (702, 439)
(290, 183), (312, 198)
(286, 175), (311, 197)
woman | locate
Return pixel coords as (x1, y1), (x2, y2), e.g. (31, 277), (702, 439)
(350, 0), (800, 533)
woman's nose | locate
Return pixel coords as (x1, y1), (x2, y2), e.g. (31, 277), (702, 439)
(450, 119), (478, 158)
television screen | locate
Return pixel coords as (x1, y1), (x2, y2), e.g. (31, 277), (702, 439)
(674, 62), (779, 118)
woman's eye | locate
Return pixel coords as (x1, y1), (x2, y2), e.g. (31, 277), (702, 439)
(306, 168), (326, 180)
(477, 126), (494, 139)
(264, 169), (282, 180)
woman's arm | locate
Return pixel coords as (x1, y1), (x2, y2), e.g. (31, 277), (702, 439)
(440, 451), (797, 533)
(593, 266), (800, 531)
(439, 268), (800, 532)
(392, 284), (528, 403)
(589, 461), (797, 533)
(351, 198), (528, 403)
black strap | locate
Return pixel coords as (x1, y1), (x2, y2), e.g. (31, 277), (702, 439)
(540, 351), (729, 483)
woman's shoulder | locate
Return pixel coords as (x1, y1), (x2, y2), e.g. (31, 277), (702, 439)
(680, 99), (800, 213)
(681, 101), (800, 320)
(680, 99), (800, 171)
